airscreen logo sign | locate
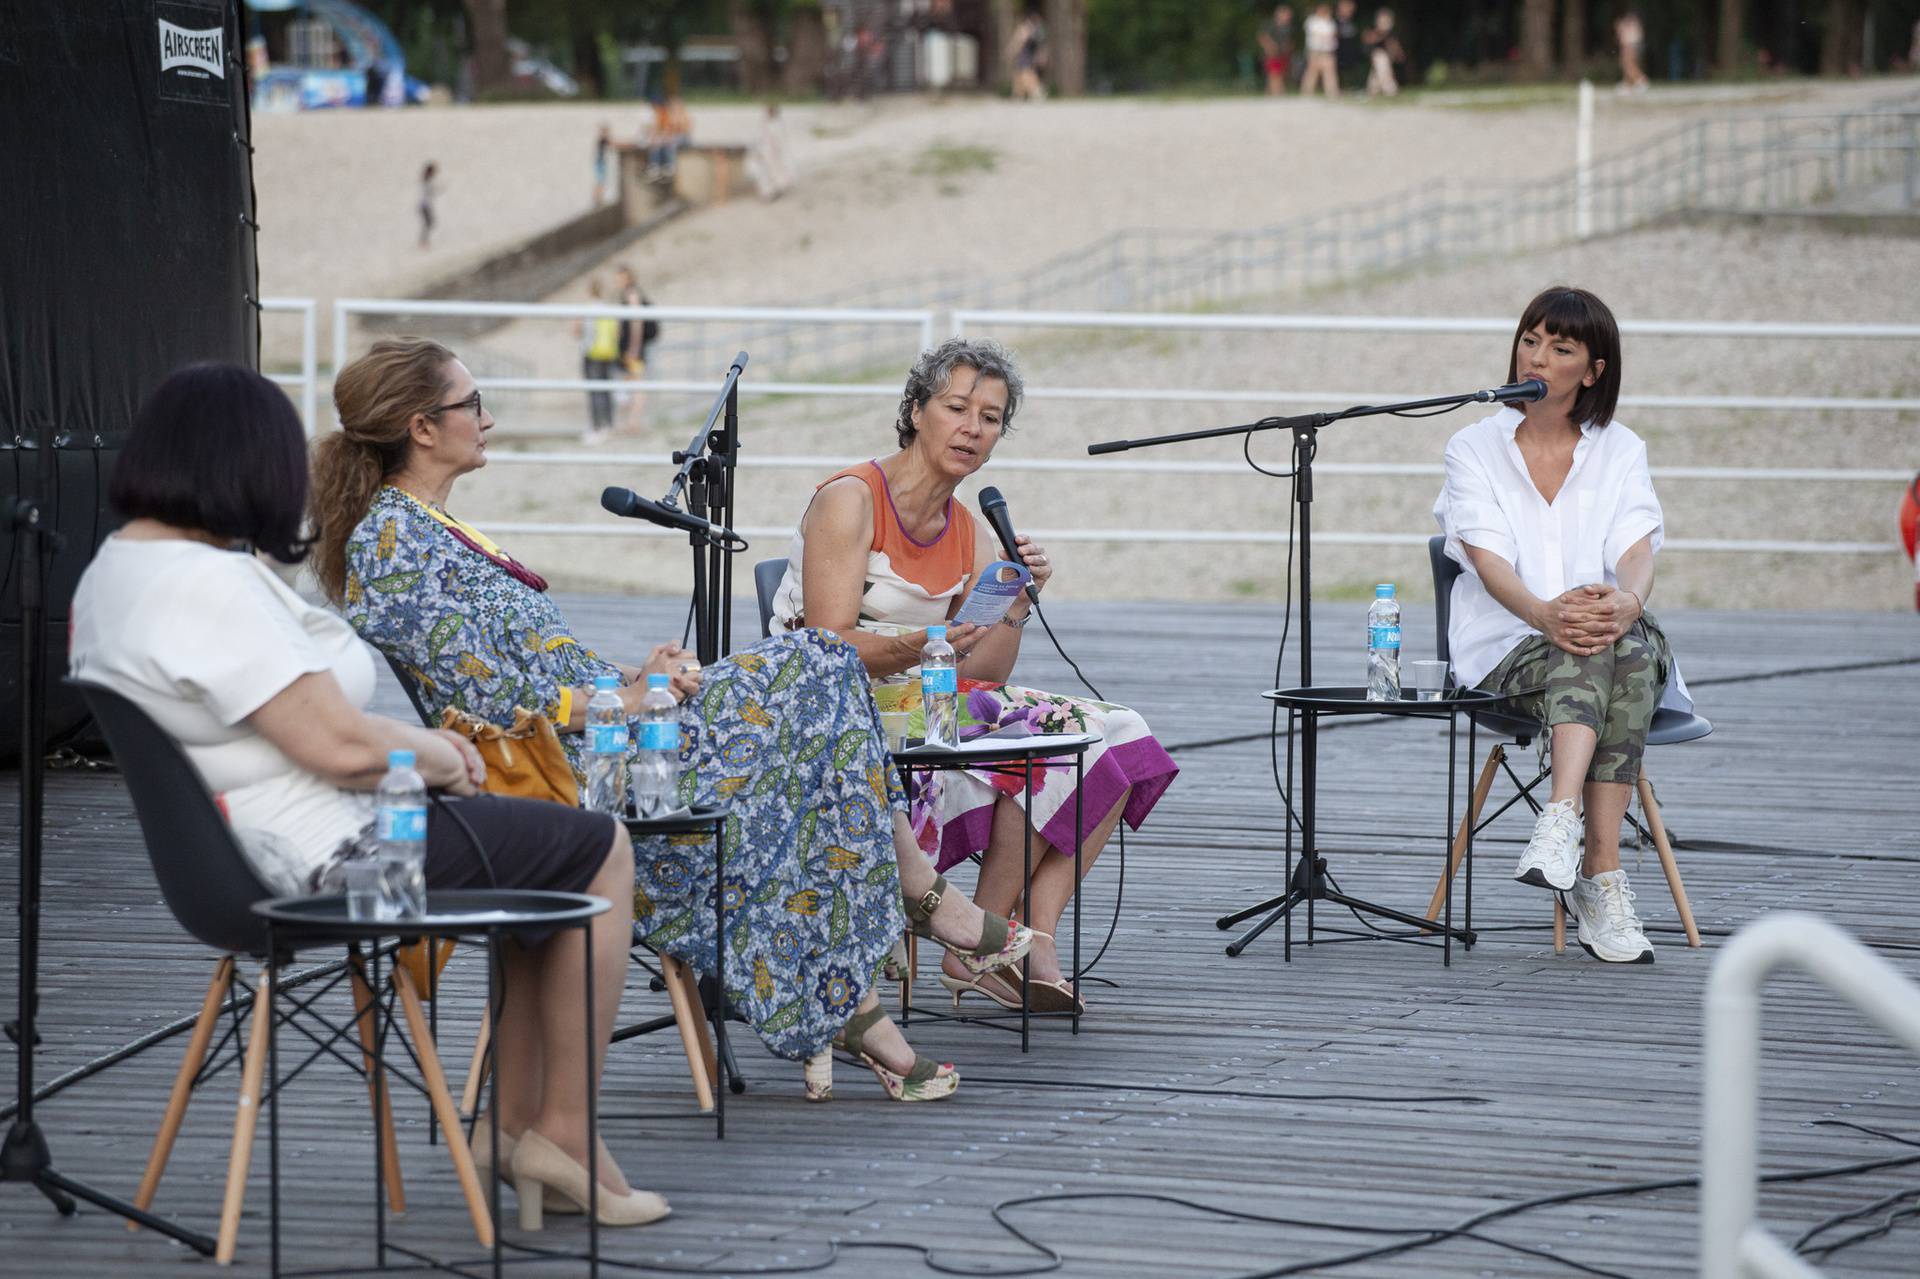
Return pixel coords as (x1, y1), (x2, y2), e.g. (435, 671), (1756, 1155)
(159, 20), (223, 78)
(156, 5), (228, 105)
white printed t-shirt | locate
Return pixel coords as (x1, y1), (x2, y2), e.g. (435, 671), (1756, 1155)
(1432, 407), (1691, 711)
(71, 536), (378, 892)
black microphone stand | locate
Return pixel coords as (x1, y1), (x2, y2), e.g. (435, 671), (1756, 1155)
(1, 490), (216, 1253)
(618, 353), (751, 1094)
(1089, 389), (1499, 957)
(663, 352), (747, 666)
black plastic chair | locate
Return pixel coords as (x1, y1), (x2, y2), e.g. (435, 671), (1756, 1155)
(754, 556), (789, 639)
(1423, 536), (1708, 949)
(72, 680), (483, 1261)
(382, 652), (438, 728)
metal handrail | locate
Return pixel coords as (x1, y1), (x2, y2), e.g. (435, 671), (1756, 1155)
(260, 297), (317, 431)
(1702, 914), (1920, 1278)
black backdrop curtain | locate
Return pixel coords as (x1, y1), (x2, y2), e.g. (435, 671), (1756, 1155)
(0, 0), (258, 761)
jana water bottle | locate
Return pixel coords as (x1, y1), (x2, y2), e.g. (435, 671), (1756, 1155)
(921, 624), (958, 749)
(632, 673), (682, 818)
(584, 674), (629, 815)
(1366, 583), (1402, 702)
(375, 749), (428, 918)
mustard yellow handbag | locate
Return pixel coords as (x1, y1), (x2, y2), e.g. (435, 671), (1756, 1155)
(438, 705), (580, 808)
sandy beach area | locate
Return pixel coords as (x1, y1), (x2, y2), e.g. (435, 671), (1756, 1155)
(252, 80), (1919, 609)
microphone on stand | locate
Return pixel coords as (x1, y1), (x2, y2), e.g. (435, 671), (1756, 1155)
(1474, 378), (1548, 405)
(976, 486), (1041, 605)
(600, 486), (727, 539)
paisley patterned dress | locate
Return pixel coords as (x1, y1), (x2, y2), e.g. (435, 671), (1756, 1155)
(343, 486), (906, 1059)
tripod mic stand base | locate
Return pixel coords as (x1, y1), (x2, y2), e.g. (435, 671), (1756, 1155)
(3, 1119), (217, 1252)
(1218, 855), (1475, 958)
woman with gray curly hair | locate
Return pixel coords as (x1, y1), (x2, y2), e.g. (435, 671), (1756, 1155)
(770, 339), (1178, 1016)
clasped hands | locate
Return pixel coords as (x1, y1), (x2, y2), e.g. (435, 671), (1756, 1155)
(1532, 583), (1642, 657)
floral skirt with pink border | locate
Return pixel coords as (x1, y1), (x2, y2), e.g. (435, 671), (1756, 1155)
(908, 679), (1178, 873)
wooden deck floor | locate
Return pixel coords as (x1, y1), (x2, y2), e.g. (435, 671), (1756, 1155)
(3, 596), (1918, 1278)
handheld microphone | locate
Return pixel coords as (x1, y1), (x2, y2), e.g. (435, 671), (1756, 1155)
(976, 486), (1041, 605)
(1474, 378), (1548, 405)
(600, 486), (717, 537)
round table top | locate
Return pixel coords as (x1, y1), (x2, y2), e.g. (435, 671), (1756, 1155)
(622, 803), (729, 837)
(892, 731), (1101, 766)
(254, 888), (609, 939)
(1263, 685), (1507, 715)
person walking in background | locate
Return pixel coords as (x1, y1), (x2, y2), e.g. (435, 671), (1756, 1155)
(576, 277), (620, 444)
(613, 264), (655, 435)
(1363, 8), (1403, 97)
(1334, 0), (1363, 91)
(1007, 8), (1048, 101)
(749, 103), (795, 201)
(592, 124), (613, 205)
(1301, 5), (1340, 96)
(1615, 10), (1649, 93)
(1258, 6), (1295, 96)
(417, 161), (441, 249)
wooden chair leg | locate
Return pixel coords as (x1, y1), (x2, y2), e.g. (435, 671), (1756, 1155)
(214, 965), (274, 1265)
(1638, 769), (1702, 948)
(459, 1013), (491, 1121)
(1553, 896), (1567, 953)
(661, 956), (716, 1112)
(348, 955), (406, 1213)
(1423, 744), (1504, 923)
(393, 967), (493, 1248)
(128, 956), (234, 1229)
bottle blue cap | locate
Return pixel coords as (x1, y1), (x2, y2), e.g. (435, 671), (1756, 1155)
(647, 673), (669, 689)
(1375, 584), (1395, 598)
(927, 624), (947, 639)
(594, 674), (619, 691)
(388, 749), (415, 768)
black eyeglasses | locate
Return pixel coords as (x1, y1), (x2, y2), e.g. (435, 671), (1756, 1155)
(428, 390), (485, 418)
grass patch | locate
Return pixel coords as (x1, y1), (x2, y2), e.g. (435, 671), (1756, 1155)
(913, 143), (999, 179)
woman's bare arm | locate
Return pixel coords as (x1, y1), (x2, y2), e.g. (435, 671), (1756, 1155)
(800, 478), (928, 677)
(248, 671), (480, 793)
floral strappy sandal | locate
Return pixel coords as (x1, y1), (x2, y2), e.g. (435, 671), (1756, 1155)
(829, 1004), (959, 1102)
(900, 873), (1039, 976)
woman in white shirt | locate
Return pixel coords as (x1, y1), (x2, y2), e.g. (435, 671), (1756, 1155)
(70, 365), (665, 1227)
(1433, 286), (1680, 965)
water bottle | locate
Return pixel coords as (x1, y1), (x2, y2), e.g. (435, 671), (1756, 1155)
(1366, 583), (1402, 702)
(375, 749), (428, 918)
(632, 673), (682, 818)
(921, 624), (958, 748)
(584, 674), (629, 815)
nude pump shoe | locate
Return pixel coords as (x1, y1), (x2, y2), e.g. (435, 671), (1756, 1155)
(509, 1130), (670, 1230)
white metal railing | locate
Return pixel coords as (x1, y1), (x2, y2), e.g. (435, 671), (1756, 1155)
(1702, 914), (1920, 1278)
(261, 297), (318, 430)
(300, 299), (1913, 558)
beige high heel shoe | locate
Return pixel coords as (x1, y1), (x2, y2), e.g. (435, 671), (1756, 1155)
(470, 1124), (579, 1215)
(509, 1130), (670, 1231)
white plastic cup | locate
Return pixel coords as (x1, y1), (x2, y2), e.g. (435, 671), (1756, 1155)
(878, 710), (911, 753)
(1411, 659), (1450, 702)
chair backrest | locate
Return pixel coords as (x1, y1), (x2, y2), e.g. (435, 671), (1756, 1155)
(753, 557), (788, 639)
(1428, 534), (1459, 666)
(384, 653), (438, 729)
(72, 681), (278, 957)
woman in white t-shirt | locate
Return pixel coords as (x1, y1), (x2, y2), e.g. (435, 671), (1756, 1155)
(70, 365), (665, 1229)
(1433, 286), (1685, 966)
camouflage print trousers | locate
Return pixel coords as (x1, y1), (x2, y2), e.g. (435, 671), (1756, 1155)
(1474, 613), (1672, 785)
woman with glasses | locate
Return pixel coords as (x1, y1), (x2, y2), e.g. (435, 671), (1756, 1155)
(308, 339), (1037, 1119)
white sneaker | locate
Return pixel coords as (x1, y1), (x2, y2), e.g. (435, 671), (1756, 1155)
(1513, 798), (1582, 891)
(1566, 869), (1655, 964)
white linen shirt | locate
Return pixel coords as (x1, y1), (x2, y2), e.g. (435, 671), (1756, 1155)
(1432, 407), (1690, 710)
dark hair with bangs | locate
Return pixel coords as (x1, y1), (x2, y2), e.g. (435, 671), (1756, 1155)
(109, 364), (311, 563)
(1506, 285), (1622, 429)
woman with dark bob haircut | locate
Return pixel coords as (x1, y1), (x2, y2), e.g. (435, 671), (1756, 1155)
(71, 364), (667, 1228)
(1433, 285), (1692, 966)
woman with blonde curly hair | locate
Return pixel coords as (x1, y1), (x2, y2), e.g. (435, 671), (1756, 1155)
(310, 338), (1038, 1116)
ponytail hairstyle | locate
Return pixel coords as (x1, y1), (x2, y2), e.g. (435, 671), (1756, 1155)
(310, 337), (456, 603)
